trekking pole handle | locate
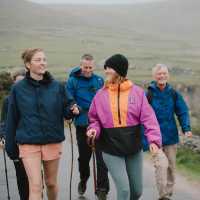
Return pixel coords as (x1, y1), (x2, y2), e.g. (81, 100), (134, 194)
(0, 137), (5, 145)
(87, 134), (96, 150)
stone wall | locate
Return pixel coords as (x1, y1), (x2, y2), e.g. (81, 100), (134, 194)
(179, 135), (200, 154)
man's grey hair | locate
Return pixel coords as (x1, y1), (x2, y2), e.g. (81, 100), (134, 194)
(152, 64), (169, 76)
(80, 54), (94, 64)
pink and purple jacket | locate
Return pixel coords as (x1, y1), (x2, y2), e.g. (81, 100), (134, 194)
(88, 80), (161, 156)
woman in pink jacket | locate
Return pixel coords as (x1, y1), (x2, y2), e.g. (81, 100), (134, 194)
(87, 54), (162, 200)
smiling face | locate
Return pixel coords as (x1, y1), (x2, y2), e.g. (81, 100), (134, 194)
(104, 67), (119, 83)
(80, 59), (94, 78)
(26, 51), (47, 77)
(153, 65), (169, 87)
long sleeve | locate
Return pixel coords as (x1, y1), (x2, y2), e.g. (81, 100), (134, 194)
(65, 77), (84, 116)
(61, 83), (77, 120)
(65, 77), (76, 98)
(5, 89), (20, 160)
(88, 97), (101, 139)
(175, 92), (191, 132)
(139, 92), (162, 148)
(1, 96), (9, 123)
(0, 97), (9, 138)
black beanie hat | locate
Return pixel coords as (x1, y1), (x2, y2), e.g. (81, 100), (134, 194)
(104, 54), (129, 77)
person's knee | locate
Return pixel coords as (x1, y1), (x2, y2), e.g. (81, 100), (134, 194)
(31, 182), (42, 194)
(120, 190), (130, 199)
(45, 179), (58, 190)
(118, 185), (130, 199)
(153, 151), (168, 168)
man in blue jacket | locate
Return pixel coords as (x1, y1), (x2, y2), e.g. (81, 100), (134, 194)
(66, 54), (109, 200)
(143, 64), (192, 200)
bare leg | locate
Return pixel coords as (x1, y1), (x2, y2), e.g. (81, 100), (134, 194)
(22, 156), (42, 200)
(43, 159), (60, 200)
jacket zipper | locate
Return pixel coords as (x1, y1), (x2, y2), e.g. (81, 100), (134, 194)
(117, 84), (121, 125)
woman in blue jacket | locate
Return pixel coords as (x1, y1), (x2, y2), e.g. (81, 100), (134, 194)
(6, 48), (79, 200)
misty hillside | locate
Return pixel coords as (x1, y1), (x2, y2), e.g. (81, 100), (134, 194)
(0, 0), (199, 83)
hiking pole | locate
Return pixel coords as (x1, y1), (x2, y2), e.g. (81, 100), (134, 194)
(68, 121), (74, 200)
(91, 143), (97, 195)
(41, 165), (44, 200)
(87, 135), (97, 195)
(2, 139), (11, 200)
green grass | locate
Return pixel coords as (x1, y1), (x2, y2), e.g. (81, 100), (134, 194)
(1, 1), (200, 85)
(176, 147), (200, 181)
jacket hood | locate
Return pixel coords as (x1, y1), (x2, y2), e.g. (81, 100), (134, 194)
(148, 81), (172, 92)
(25, 71), (53, 86)
(69, 66), (94, 79)
(69, 66), (81, 77)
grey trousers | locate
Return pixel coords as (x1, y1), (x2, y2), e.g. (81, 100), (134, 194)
(103, 151), (143, 200)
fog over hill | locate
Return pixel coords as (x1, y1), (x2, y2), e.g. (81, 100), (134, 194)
(0, 0), (199, 82)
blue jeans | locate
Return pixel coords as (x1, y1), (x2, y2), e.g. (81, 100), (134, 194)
(103, 151), (143, 200)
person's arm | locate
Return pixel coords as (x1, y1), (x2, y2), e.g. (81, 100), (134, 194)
(139, 91), (162, 150)
(99, 77), (104, 88)
(66, 77), (83, 113)
(65, 77), (76, 99)
(175, 92), (192, 136)
(1, 96), (9, 122)
(5, 88), (20, 160)
(0, 97), (9, 139)
(61, 83), (80, 120)
(87, 96), (101, 139)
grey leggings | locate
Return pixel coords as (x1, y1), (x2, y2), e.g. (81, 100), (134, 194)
(103, 151), (143, 200)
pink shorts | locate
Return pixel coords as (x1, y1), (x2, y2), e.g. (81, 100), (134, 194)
(18, 143), (63, 161)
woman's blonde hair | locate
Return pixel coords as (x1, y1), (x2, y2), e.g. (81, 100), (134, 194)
(21, 48), (43, 65)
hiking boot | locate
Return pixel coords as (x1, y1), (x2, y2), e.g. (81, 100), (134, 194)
(96, 190), (107, 200)
(78, 181), (87, 195)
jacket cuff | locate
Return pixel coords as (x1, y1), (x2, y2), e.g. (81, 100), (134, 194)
(182, 126), (191, 133)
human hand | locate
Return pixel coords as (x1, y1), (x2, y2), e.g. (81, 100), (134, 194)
(185, 131), (192, 138)
(86, 128), (97, 139)
(71, 104), (79, 115)
(149, 143), (159, 155)
(0, 138), (5, 150)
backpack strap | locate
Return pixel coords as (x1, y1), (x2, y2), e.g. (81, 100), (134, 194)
(146, 87), (177, 105)
(171, 88), (177, 103)
(146, 88), (153, 104)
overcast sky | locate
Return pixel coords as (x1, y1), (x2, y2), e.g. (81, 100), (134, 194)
(28, 0), (165, 4)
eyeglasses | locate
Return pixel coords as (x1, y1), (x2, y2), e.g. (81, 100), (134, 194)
(32, 58), (47, 63)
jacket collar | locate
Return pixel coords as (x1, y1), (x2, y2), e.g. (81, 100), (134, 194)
(25, 71), (53, 87)
(69, 66), (94, 80)
(106, 79), (133, 92)
(149, 81), (172, 92)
